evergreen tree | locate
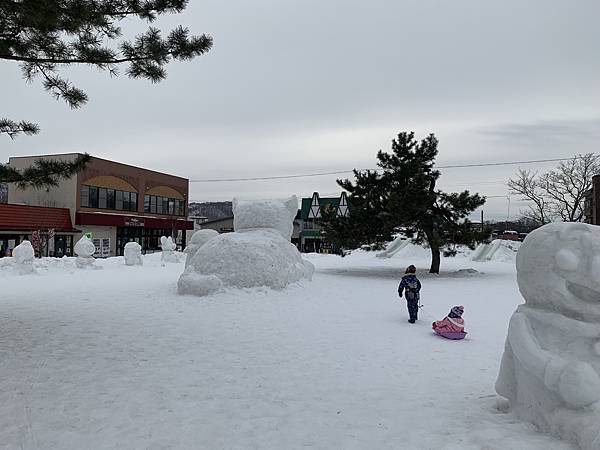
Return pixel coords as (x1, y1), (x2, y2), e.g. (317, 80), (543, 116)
(325, 132), (486, 273)
(1, 0), (212, 185)
(0, 153), (90, 188)
(1, 0), (213, 138)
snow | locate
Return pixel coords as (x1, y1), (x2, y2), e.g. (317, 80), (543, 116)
(0, 241), (582, 449)
(123, 242), (143, 266)
(12, 240), (35, 275)
(472, 239), (521, 262)
(178, 196), (314, 296)
(376, 235), (411, 258)
(183, 229), (219, 268)
(495, 222), (600, 450)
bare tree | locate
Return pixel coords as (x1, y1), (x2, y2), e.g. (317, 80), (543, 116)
(508, 169), (551, 225)
(539, 154), (600, 222)
(508, 154), (600, 223)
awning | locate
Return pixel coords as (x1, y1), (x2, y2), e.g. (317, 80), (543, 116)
(0, 203), (77, 232)
(76, 212), (194, 230)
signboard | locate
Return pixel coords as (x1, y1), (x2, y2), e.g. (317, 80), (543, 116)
(124, 217), (145, 227)
(93, 238), (111, 258)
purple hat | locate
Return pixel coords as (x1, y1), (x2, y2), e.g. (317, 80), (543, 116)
(449, 305), (464, 318)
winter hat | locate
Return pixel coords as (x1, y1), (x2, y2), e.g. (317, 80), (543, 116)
(405, 265), (416, 274)
(449, 305), (464, 318)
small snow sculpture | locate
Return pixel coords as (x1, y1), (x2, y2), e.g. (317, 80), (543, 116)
(178, 196), (314, 296)
(160, 236), (178, 264)
(124, 241), (143, 266)
(74, 235), (99, 269)
(12, 240), (35, 274)
(496, 222), (600, 450)
(184, 229), (219, 268)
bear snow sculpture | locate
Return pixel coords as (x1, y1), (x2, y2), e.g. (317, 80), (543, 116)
(124, 241), (143, 266)
(178, 196), (314, 296)
(495, 222), (600, 450)
(183, 229), (219, 268)
(12, 240), (35, 275)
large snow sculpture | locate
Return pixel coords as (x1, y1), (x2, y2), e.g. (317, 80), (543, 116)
(12, 240), (35, 274)
(178, 196), (314, 296)
(160, 236), (178, 264)
(124, 241), (143, 266)
(496, 222), (600, 450)
(74, 235), (99, 269)
(184, 229), (219, 268)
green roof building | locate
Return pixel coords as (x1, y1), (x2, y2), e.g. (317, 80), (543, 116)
(297, 192), (349, 253)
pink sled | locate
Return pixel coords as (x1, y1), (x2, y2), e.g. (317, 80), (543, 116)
(434, 329), (467, 340)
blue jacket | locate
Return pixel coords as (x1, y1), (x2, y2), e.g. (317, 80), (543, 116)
(398, 274), (421, 301)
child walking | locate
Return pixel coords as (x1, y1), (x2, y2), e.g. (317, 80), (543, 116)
(398, 265), (421, 323)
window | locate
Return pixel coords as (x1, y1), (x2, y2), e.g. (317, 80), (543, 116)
(89, 186), (99, 208)
(80, 186), (89, 207)
(107, 189), (115, 209)
(174, 200), (179, 216)
(115, 190), (123, 210)
(168, 199), (175, 215)
(98, 188), (107, 209)
(144, 195), (150, 213)
(161, 197), (168, 215)
(179, 200), (185, 216)
(122, 191), (130, 211)
(150, 195), (157, 213)
(130, 193), (137, 212)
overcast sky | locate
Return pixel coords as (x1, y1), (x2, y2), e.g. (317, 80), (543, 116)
(2, 0), (599, 220)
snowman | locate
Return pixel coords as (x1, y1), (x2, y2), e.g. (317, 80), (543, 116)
(496, 222), (600, 450)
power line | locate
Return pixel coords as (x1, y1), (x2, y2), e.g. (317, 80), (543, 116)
(189, 155), (589, 183)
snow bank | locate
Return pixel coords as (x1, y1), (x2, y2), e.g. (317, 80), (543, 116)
(472, 239), (520, 262)
(178, 196), (314, 296)
(124, 242), (143, 266)
(184, 229), (219, 268)
(495, 222), (600, 450)
(376, 236), (411, 258)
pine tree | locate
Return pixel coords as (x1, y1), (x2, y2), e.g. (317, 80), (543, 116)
(325, 132), (486, 273)
(1, 0), (213, 138)
(0, 153), (90, 188)
(1, 0), (212, 185)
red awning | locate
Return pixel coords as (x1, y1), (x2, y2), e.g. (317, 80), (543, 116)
(76, 212), (193, 230)
(0, 203), (77, 232)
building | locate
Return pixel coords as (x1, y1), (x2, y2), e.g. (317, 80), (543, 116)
(0, 203), (78, 257)
(584, 174), (600, 225)
(297, 192), (349, 253)
(6, 154), (193, 257)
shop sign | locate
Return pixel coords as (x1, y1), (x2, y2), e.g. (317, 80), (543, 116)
(125, 217), (145, 227)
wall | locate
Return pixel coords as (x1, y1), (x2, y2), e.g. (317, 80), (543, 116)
(7, 154), (79, 224)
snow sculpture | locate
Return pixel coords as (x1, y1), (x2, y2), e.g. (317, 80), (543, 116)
(184, 229), (219, 268)
(160, 236), (178, 264)
(178, 196), (314, 296)
(496, 222), (600, 450)
(12, 240), (35, 274)
(124, 241), (143, 266)
(74, 235), (99, 269)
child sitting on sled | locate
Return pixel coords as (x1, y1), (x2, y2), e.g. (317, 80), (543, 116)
(432, 305), (466, 333)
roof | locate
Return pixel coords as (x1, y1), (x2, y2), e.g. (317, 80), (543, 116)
(8, 153), (188, 181)
(299, 196), (341, 220)
(0, 203), (77, 231)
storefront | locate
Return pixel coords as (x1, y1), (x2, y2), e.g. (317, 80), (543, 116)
(0, 203), (78, 257)
(76, 212), (193, 256)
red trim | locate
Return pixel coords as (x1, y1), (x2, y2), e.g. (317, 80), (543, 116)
(0, 203), (75, 231)
(76, 212), (193, 230)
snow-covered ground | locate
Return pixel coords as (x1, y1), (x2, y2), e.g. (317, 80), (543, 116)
(0, 246), (574, 449)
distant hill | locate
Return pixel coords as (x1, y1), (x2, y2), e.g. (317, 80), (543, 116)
(0, 183), (7, 204)
(188, 201), (232, 221)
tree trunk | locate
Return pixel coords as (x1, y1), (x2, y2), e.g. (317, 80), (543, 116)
(429, 244), (441, 274)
